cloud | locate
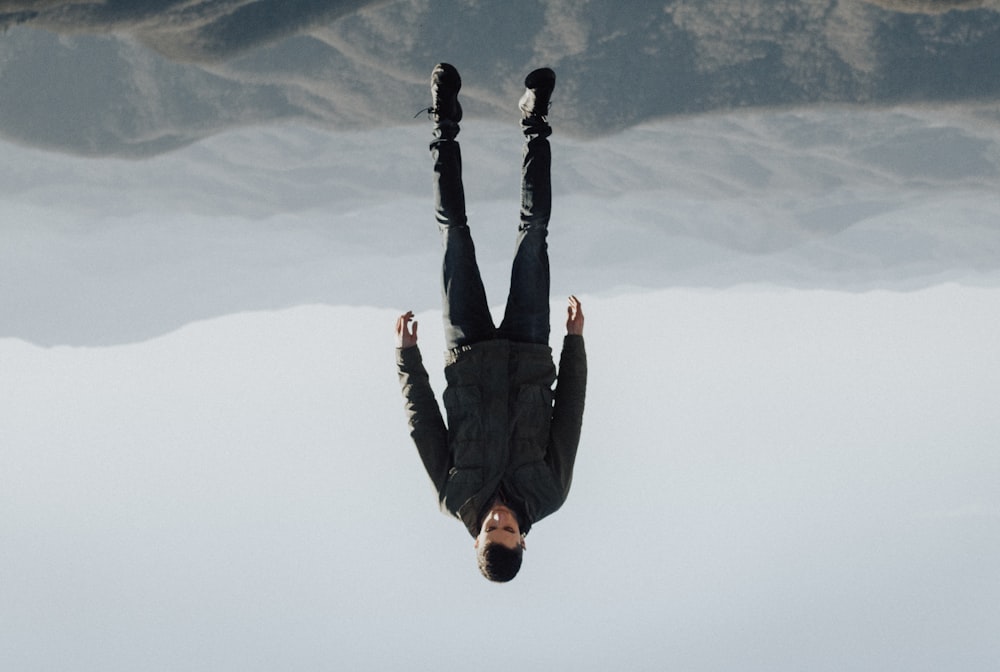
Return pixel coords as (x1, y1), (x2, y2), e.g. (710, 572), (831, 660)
(2, 106), (998, 346)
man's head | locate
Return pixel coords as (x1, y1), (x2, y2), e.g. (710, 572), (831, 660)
(474, 504), (526, 582)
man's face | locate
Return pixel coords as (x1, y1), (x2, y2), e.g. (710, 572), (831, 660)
(474, 504), (525, 551)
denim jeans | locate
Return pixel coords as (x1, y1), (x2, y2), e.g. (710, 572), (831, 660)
(431, 118), (553, 350)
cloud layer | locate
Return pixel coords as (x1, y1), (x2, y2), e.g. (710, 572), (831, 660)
(2, 105), (998, 346)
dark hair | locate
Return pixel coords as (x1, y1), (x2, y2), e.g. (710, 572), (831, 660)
(477, 542), (524, 582)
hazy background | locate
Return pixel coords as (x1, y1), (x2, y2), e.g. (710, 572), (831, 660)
(2, 2), (999, 670)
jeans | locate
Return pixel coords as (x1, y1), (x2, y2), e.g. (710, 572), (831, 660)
(432, 117), (553, 350)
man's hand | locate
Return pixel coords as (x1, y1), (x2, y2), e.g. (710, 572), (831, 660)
(396, 311), (419, 348)
(565, 295), (584, 336)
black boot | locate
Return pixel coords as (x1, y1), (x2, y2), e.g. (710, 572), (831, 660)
(518, 68), (555, 120)
(431, 63), (462, 124)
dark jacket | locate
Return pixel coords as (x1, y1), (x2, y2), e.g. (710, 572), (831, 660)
(397, 335), (587, 537)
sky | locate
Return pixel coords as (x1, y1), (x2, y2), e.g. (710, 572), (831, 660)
(2, 2), (1000, 671)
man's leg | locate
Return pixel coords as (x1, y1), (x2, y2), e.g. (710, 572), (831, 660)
(498, 68), (556, 345)
(430, 64), (495, 350)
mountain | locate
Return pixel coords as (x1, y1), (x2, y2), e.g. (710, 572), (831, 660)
(1, 0), (998, 156)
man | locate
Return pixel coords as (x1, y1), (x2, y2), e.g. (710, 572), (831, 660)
(395, 63), (587, 582)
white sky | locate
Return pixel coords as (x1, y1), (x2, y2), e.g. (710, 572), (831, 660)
(3, 289), (998, 670)
(2, 108), (999, 670)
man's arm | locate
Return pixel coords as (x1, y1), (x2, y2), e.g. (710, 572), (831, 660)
(547, 297), (587, 496)
(395, 312), (450, 497)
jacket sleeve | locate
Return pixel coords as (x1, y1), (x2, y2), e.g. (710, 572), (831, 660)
(396, 345), (451, 498)
(547, 334), (587, 498)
